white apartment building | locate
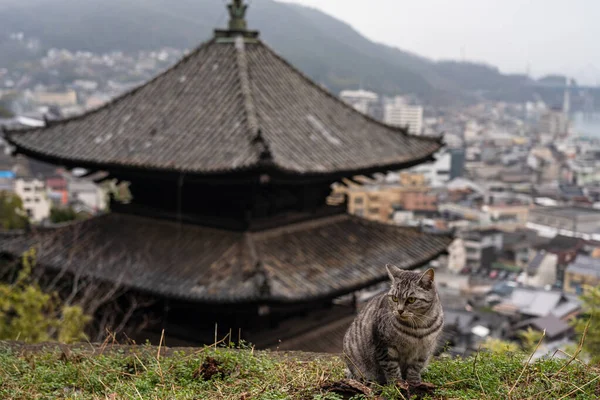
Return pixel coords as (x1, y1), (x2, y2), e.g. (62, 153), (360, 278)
(384, 96), (423, 135)
(410, 150), (452, 187)
(14, 178), (51, 222)
(447, 238), (467, 274)
(539, 108), (569, 137)
(339, 89), (379, 115)
(69, 178), (107, 213)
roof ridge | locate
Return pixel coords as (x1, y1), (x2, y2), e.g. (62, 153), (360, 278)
(251, 214), (350, 239)
(234, 36), (273, 166)
(243, 232), (272, 297)
(256, 41), (444, 147)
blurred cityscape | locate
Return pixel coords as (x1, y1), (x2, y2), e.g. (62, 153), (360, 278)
(2, 1), (600, 358)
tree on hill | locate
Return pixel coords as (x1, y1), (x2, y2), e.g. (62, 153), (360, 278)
(1, 241), (155, 343)
(49, 206), (80, 224)
(0, 191), (28, 230)
(0, 0), (539, 103)
(518, 327), (544, 353)
(0, 248), (90, 343)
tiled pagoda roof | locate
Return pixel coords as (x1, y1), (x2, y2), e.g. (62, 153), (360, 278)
(5, 35), (441, 180)
(0, 213), (451, 303)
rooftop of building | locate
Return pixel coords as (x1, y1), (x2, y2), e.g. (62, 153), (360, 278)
(502, 229), (547, 249)
(534, 235), (582, 252)
(461, 228), (504, 241)
(529, 206), (600, 219)
(566, 255), (600, 278)
(513, 314), (572, 340)
(494, 287), (576, 318)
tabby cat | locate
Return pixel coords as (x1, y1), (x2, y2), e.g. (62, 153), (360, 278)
(343, 264), (443, 385)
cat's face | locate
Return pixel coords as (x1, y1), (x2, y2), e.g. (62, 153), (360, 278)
(385, 264), (437, 321)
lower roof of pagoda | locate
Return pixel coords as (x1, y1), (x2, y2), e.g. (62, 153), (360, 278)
(0, 213), (452, 304)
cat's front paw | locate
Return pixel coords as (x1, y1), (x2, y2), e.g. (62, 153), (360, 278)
(409, 381), (436, 391)
(395, 379), (410, 391)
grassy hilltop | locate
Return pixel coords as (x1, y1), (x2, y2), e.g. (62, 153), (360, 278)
(1, 341), (599, 399)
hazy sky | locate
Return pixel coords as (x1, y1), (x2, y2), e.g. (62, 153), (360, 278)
(280, 0), (599, 85)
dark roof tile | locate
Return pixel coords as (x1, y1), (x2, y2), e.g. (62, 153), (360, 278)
(1, 213), (451, 303)
(5, 39), (441, 178)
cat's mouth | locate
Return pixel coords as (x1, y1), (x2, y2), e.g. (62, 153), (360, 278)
(395, 311), (413, 320)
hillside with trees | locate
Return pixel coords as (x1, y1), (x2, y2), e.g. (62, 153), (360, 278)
(0, 0), (544, 103)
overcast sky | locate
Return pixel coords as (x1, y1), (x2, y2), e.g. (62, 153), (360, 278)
(279, 0), (599, 85)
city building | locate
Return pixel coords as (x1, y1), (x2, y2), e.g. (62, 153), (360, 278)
(527, 147), (563, 184)
(501, 229), (548, 268)
(524, 251), (559, 288)
(46, 176), (69, 206)
(532, 235), (582, 288)
(512, 314), (573, 342)
(493, 288), (580, 320)
(449, 148), (466, 180)
(346, 183), (437, 223)
(539, 107), (569, 138)
(482, 205), (530, 226)
(527, 206), (600, 241)
(13, 177), (50, 222)
(410, 150), (452, 187)
(446, 238), (467, 273)
(1, 1), (451, 349)
(339, 89), (380, 119)
(564, 256), (600, 295)
(461, 229), (504, 272)
(68, 178), (106, 213)
(384, 96), (423, 135)
(31, 89), (78, 108)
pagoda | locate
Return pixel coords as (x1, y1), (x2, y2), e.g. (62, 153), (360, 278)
(1, 1), (451, 349)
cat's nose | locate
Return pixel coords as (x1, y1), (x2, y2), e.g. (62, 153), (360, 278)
(397, 309), (404, 315)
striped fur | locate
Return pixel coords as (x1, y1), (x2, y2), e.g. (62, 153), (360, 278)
(343, 264), (443, 385)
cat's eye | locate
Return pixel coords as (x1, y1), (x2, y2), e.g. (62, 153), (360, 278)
(406, 297), (416, 304)
(391, 295), (399, 303)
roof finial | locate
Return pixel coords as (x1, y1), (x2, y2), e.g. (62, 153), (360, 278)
(215, 0), (258, 40)
(228, 0), (248, 32)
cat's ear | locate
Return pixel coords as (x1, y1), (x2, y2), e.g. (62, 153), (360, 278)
(418, 268), (435, 289)
(386, 264), (402, 281)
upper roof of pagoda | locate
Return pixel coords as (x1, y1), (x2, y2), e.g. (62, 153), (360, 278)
(4, 0), (442, 181)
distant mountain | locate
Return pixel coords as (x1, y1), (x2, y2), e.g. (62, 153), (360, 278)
(0, 0), (541, 103)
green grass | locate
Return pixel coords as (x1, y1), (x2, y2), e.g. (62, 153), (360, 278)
(0, 343), (599, 399)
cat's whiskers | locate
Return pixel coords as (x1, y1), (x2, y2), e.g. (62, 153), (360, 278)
(410, 313), (429, 327)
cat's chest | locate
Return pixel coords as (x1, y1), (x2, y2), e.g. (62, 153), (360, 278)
(387, 339), (430, 361)
(387, 327), (440, 359)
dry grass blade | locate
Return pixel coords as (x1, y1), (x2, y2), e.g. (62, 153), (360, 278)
(156, 329), (165, 360)
(508, 329), (546, 396)
(551, 349), (589, 369)
(556, 374), (600, 400)
(342, 351), (367, 382)
(472, 347), (487, 398)
(155, 329), (165, 385)
(554, 318), (590, 377)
